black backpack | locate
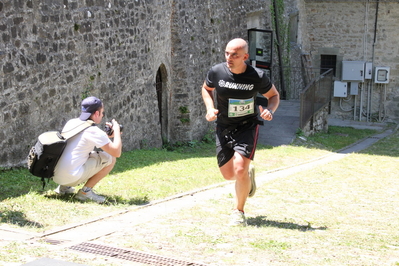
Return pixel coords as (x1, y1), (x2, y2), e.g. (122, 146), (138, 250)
(27, 120), (94, 188)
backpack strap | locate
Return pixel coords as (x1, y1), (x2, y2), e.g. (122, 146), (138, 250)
(61, 120), (95, 140)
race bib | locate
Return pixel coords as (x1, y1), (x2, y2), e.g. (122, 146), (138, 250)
(228, 98), (254, 117)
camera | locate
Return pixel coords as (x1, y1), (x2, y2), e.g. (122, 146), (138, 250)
(105, 122), (123, 136)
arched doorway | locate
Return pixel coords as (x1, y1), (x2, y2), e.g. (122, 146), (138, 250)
(156, 64), (168, 145)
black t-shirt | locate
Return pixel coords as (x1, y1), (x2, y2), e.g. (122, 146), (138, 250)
(205, 62), (272, 127)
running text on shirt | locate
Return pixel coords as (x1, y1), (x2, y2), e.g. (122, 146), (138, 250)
(218, 80), (254, 91)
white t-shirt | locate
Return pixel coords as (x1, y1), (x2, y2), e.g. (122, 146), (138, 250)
(53, 118), (110, 185)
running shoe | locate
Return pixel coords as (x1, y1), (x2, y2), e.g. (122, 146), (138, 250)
(248, 164), (256, 197)
(229, 209), (247, 226)
(75, 189), (106, 203)
(54, 185), (75, 195)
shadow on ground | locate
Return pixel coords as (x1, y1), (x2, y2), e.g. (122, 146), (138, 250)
(0, 210), (44, 228)
(247, 215), (327, 231)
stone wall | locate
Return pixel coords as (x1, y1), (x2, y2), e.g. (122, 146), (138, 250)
(5, 0), (399, 167)
(301, 0), (399, 123)
(302, 105), (329, 136)
(1, 0), (170, 166)
(169, 0), (270, 141)
(0, 0), (271, 167)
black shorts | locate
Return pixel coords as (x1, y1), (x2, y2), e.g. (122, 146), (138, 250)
(216, 121), (260, 167)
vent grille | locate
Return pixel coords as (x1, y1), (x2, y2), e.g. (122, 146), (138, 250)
(70, 242), (208, 266)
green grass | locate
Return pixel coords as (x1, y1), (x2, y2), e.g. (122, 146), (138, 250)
(0, 126), (380, 233)
(293, 126), (378, 151)
(3, 125), (399, 266)
(96, 137), (399, 265)
(95, 126), (398, 266)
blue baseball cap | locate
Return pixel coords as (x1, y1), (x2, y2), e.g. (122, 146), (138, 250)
(79, 96), (103, 121)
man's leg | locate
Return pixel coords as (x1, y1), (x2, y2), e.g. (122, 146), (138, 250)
(216, 124), (259, 225)
(75, 152), (115, 203)
(84, 156), (116, 188)
(219, 152), (251, 212)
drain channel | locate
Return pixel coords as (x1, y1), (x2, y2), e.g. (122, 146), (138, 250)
(70, 242), (208, 266)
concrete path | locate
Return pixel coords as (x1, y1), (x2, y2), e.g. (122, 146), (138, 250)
(257, 100), (300, 146)
(257, 100), (387, 147)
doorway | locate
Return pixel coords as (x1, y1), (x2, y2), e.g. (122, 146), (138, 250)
(156, 64), (168, 145)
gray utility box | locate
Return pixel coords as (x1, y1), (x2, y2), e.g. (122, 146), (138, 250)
(334, 81), (348, 97)
(342, 61), (365, 82)
(374, 67), (390, 84)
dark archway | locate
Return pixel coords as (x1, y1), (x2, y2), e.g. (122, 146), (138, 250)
(156, 64), (168, 145)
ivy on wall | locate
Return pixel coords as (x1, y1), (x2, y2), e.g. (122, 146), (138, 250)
(270, 0), (290, 66)
(270, 0), (291, 99)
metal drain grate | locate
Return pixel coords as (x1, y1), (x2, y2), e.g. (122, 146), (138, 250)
(43, 238), (67, 245)
(70, 242), (208, 266)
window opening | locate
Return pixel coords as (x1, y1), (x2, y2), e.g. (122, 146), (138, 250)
(320, 54), (337, 75)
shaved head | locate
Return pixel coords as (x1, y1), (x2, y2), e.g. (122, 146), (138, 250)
(226, 38), (248, 53)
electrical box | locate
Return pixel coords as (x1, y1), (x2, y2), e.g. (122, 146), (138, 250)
(349, 82), (359, 95)
(374, 67), (390, 84)
(342, 61), (365, 82)
(365, 62), (373, 79)
(334, 81), (348, 97)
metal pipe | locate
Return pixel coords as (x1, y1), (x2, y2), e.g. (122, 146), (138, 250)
(354, 93), (357, 120)
(370, 0), (379, 122)
(359, 83), (363, 121)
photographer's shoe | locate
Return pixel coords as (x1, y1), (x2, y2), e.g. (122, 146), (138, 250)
(248, 164), (256, 197)
(75, 189), (105, 203)
(54, 185), (75, 195)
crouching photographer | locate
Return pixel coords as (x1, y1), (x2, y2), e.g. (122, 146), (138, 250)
(52, 96), (123, 203)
